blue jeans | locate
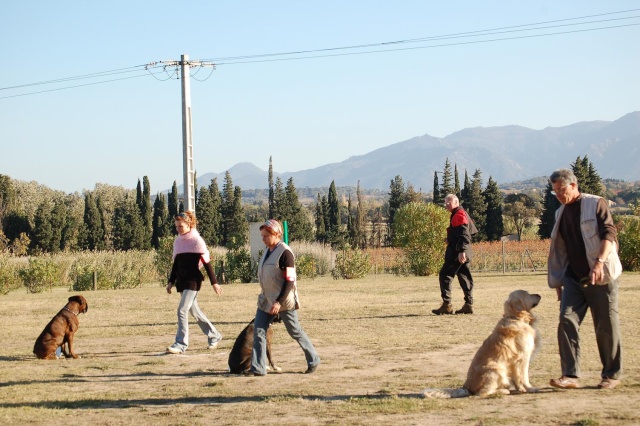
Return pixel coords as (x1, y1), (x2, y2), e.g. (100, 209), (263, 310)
(174, 289), (222, 351)
(251, 308), (320, 375)
(558, 275), (622, 379)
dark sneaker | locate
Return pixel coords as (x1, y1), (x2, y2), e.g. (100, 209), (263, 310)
(550, 376), (582, 389)
(243, 370), (265, 377)
(597, 378), (620, 389)
(305, 364), (319, 374)
(432, 303), (453, 315)
(455, 303), (474, 315)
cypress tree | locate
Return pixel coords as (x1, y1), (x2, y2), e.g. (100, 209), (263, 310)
(315, 193), (326, 243)
(442, 158), (454, 196)
(538, 182), (561, 239)
(432, 172), (441, 205)
(273, 177), (287, 221)
(221, 171), (235, 247)
(50, 199), (67, 252)
(387, 175), (406, 245)
(465, 169), (487, 241)
(461, 170), (471, 207)
(268, 156), (275, 219)
(168, 181), (179, 235)
(227, 185), (248, 249)
(284, 177), (313, 242)
(82, 193), (104, 251)
(321, 195), (330, 242)
(95, 195), (109, 250)
(112, 195), (145, 250)
(355, 181), (366, 249)
(571, 156), (588, 192)
(347, 194), (355, 247)
(196, 185), (217, 247)
(482, 176), (504, 241)
(141, 176), (153, 249)
(208, 178), (222, 246)
(327, 181), (340, 244)
(454, 164), (461, 198)
(152, 192), (170, 249)
(136, 179), (143, 212)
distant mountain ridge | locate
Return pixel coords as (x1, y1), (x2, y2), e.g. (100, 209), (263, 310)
(194, 112), (640, 191)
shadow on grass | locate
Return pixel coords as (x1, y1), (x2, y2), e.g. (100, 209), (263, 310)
(0, 392), (426, 410)
(0, 387), (583, 410)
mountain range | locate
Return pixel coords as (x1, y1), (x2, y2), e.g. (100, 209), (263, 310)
(194, 111), (640, 191)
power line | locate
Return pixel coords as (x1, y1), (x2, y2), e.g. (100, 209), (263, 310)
(201, 9), (640, 63)
(1, 9), (638, 99)
(215, 22), (640, 67)
(0, 73), (155, 100)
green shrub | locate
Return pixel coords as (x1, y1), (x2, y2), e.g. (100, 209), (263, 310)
(393, 202), (449, 276)
(331, 249), (371, 279)
(154, 237), (175, 282)
(296, 254), (317, 280)
(19, 258), (60, 293)
(0, 255), (22, 295)
(618, 211), (640, 271)
(225, 247), (254, 283)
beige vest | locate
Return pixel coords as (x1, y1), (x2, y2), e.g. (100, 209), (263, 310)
(548, 194), (621, 288)
(257, 242), (298, 312)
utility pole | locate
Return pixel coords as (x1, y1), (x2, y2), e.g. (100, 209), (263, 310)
(146, 54), (215, 212)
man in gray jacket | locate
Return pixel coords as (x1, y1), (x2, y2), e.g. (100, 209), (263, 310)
(547, 169), (622, 390)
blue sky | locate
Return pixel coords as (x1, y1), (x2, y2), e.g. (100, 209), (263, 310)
(1, 1), (639, 194)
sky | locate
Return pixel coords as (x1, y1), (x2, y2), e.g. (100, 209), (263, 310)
(1, 1), (639, 194)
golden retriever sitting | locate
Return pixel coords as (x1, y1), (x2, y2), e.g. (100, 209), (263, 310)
(33, 295), (89, 360)
(423, 290), (541, 398)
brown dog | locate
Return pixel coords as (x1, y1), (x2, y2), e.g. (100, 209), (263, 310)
(33, 295), (89, 360)
(228, 317), (281, 374)
(423, 290), (541, 398)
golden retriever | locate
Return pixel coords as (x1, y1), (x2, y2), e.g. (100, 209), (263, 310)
(33, 295), (88, 360)
(423, 290), (541, 398)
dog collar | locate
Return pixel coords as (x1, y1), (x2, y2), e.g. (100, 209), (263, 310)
(63, 307), (79, 316)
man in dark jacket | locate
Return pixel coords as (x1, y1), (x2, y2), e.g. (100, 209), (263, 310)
(432, 194), (476, 315)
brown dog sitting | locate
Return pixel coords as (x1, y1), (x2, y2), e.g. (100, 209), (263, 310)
(33, 295), (89, 360)
(228, 316), (281, 374)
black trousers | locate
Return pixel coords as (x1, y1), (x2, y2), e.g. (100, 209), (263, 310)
(438, 257), (474, 305)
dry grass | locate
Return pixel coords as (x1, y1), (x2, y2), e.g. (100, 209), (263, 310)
(1, 273), (639, 425)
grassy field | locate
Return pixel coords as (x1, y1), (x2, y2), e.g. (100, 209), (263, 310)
(1, 272), (639, 425)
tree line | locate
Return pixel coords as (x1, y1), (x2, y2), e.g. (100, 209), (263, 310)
(0, 154), (611, 257)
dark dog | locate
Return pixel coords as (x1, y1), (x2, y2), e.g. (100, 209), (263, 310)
(228, 316), (281, 374)
(33, 295), (89, 360)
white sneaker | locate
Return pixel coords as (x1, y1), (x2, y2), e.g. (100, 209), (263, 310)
(208, 338), (221, 349)
(166, 343), (185, 354)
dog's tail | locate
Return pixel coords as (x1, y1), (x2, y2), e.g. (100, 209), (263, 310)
(422, 388), (470, 399)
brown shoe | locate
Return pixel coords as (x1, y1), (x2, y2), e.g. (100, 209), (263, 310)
(432, 303), (453, 315)
(550, 376), (582, 389)
(455, 303), (474, 314)
(597, 378), (620, 389)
